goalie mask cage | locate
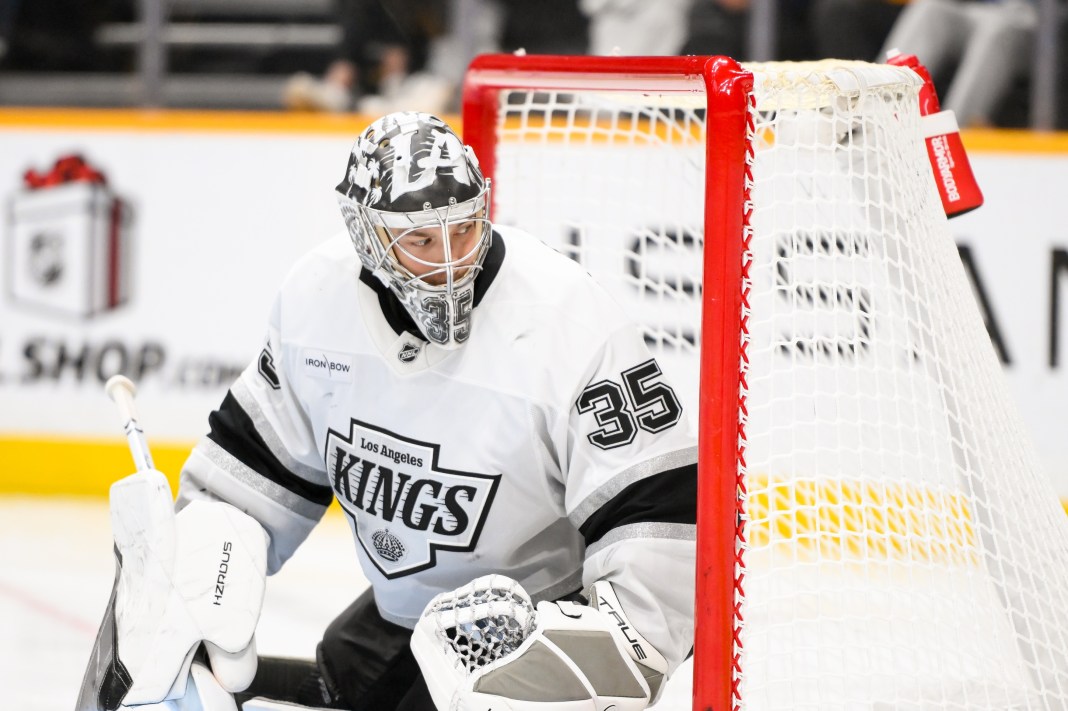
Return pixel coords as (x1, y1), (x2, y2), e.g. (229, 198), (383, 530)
(462, 55), (1068, 711)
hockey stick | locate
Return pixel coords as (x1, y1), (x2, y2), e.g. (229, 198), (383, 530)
(105, 375), (154, 473)
(74, 375), (167, 711)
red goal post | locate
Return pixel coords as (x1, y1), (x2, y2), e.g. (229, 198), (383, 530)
(462, 54), (1068, 711)
(463, 54), (749, 711)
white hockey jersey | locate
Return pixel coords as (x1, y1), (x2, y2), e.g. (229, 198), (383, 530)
(177, 225), (697, 672)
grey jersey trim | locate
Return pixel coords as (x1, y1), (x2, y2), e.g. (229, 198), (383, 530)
(231, 377), (326, 485)
(198, 438), (330, 521)
(584, 522), (696, 560)
(569, 446), (698, 529)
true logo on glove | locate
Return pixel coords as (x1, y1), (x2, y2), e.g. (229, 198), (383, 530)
(596, 592), (647, 661)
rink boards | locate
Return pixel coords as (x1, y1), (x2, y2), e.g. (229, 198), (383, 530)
(0, 110), (1065, 504)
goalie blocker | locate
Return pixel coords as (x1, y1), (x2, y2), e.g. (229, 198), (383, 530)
(75, 468), (269, 711)
(411, 575), (668, 711)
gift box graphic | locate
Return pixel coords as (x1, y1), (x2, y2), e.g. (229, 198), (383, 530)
(6, 154), (133, 318)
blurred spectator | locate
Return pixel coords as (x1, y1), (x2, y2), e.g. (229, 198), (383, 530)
(581, 0), (694, 55)
(432, 0), (589, 107)
(0, 0), (18, 61)
(284, 0), (452, 114)
(680, 0), (815, 60)
(494, 0), (589, 54)
(879, 0), (1037, 126)
(809, 0), (906, 60)
(414, 0), (589, 110)
(286, 0), (589, 114)
(679, 0), (749, 58)
(0, 0), (124, 71)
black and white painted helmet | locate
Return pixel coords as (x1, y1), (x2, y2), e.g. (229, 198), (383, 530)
(336, 112), (492, 349)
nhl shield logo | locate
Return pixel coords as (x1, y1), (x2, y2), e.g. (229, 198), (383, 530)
(325, 418), (501, 579)
(398, 342), (420, 363)
(28, 232), (65, 285)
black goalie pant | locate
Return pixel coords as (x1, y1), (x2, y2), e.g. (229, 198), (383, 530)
(240, 587), (434, 711)
(319, 588), (435, 711)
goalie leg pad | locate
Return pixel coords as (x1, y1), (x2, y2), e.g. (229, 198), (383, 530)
(121, 660), (239, 711)
(182, 660), (241, 711)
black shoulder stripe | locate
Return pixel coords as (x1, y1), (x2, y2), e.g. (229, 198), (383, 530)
(578, 462), (698, 547)
(207, 391), (334, 506)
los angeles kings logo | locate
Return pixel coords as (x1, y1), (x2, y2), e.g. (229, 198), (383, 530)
(325, 418), (500, 579)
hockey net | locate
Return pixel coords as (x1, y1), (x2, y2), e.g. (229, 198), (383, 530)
(462, 55), (1068, 710)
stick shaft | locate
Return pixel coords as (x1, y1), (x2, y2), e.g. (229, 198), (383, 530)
(105, 375), (154, 472)
(123, 420), (155, 472)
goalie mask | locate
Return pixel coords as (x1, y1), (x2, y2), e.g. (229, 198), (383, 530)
(336, 112), (492, 349)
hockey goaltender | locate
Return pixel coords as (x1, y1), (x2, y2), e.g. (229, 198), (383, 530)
(77, 112), (698, 711)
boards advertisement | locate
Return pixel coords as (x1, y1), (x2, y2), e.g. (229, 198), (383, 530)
(0, 112), (1065, 498)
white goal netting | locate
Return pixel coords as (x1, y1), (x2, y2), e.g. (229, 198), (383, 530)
(468, 58), (1068, 710)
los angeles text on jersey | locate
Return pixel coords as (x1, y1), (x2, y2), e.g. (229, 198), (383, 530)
(325, 418), (501, 578)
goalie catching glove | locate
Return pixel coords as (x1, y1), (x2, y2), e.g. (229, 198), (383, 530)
(411, 575), (668, 711)
(76, 469), (269, 710)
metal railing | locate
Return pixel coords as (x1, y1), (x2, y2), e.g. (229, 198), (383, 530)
(1032, 0), (1064, 130)
(0, 0), (1062, 128)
